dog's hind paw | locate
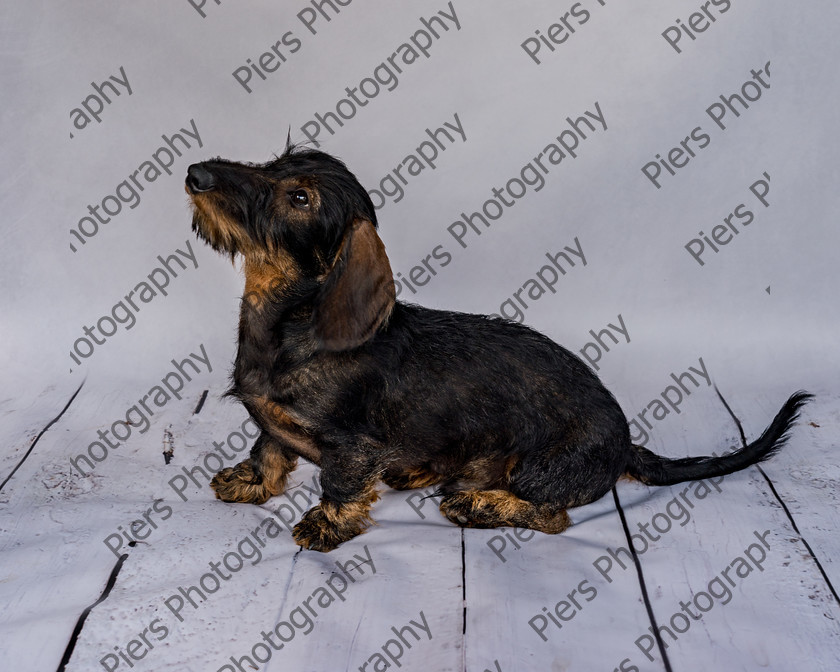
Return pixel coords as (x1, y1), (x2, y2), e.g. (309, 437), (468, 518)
(439, 490), (504, 528)
(210, 459), (276, 504)
(439, 489), (572, 534)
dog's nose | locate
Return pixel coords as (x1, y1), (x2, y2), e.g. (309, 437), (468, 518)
(186, 163), (216, 193)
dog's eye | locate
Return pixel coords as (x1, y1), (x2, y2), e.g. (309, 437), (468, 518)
(289, 189), (310, 209)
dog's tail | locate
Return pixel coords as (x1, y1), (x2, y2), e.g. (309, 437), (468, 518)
(625, 391), (812, 486)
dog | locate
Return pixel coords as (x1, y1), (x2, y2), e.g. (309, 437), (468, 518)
(185, 145), (810, 552)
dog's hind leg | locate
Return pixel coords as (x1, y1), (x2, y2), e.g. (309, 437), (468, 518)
(382, 464), (445, 490)
(211, 432), (298, 504)
(439, 489), (571, 534)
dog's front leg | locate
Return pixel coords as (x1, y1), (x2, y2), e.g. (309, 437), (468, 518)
(293, 449), (381, 552)
(211, 432), (298, 504)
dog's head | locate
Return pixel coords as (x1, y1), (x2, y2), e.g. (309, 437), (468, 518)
(185, 146), (394, 350)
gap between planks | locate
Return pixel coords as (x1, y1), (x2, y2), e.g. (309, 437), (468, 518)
(714, 387), (840, 607)
(0, 381), (85, 492)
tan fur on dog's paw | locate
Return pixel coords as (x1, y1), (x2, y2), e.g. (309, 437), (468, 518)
(292, 504), (370, 552)
(210, 459), (275, 504)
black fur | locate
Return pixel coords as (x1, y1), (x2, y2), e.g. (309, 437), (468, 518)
(627, 391), (812, 485)
(186, 145), (811, 551)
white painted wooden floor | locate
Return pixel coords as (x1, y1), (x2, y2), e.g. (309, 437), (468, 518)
(1, 382), (838, 672)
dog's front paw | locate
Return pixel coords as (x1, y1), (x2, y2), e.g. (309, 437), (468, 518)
(210, 459), (275, 504)
(292, 504), (369, 552)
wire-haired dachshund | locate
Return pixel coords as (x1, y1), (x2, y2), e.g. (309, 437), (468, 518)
(185, 145), (810, 552)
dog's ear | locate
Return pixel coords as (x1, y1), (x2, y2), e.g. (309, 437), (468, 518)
(312, 219), (395, 351)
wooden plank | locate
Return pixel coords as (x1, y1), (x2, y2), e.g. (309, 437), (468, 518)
(63, 477), (464, 671)
(613, 388), (840, 670)
(726, 390), (840, 591)
(54, 388), (286, 671)
(463, 487), (661, 671)
(0, 380), (83, 489)
(0, 379), (212, 670)
(269, 487), (463, 672)
(53, 387), (464, 671)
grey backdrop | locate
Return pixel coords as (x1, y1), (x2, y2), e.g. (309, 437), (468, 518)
(3, 0), (837, 454)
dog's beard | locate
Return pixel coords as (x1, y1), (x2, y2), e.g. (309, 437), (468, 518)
(189, 198), (247, 261)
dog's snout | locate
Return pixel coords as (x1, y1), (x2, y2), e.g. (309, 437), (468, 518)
(186, 163), (216, 194)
